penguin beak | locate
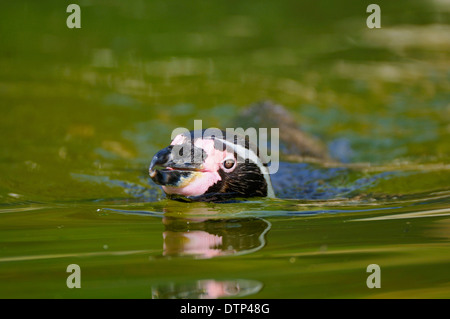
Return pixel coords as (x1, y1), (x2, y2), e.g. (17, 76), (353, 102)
(149, 144), (206, 187)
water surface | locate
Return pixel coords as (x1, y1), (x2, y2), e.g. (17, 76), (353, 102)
(0, 0), (449, 298)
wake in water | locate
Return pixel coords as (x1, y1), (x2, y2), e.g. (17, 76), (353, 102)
(72, 161), (398, 203)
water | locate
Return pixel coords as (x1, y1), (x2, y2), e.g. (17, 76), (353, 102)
(0, 0), (449, 298)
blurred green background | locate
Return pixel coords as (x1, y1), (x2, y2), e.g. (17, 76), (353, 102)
(0, 0), (449, 298)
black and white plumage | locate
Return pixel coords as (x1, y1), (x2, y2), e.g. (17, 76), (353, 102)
(147, 101), (382, 202)
(149, 129), (276, 202)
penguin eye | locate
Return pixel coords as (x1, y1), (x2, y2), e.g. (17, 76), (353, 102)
(223, 159), (235, 170)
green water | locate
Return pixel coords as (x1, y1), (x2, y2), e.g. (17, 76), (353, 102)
(0, 0), (449, 298)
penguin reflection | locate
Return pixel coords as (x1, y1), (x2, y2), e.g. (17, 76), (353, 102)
(151, 278), (263, 299)
(152, 206), (269, 298)
(162, 216), (271, 258)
